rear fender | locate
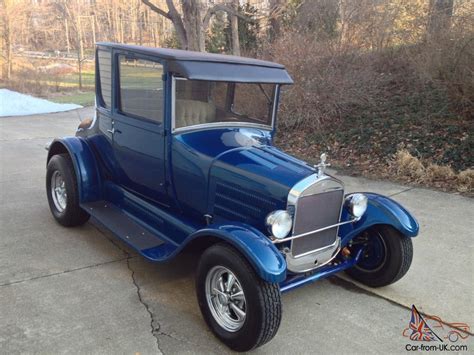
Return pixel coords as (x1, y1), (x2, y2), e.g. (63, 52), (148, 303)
(188, 223), (286, 283)
(339, 193), (419, 246)
(47, 137), (101, 203)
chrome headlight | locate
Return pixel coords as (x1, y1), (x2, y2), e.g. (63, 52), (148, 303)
(345, 193), (368, 219)
(265, 210), (293, 239)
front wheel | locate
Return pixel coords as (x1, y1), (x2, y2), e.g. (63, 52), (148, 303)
(196, 243), (282, 352)
(346, 225), (413, 287)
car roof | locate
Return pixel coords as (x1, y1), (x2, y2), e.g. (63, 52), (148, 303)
(96, 42), (293, 84)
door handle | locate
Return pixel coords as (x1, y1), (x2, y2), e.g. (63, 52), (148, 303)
(107, 128), (121, 135)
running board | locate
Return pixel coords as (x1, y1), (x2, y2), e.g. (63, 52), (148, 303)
(82, 201), (177, 261)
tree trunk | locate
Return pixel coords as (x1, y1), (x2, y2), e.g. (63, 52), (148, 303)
(230, 0), (240, 56)
(268, 0), (283, 42)
(181, 0), (202, 51)
(65, 19), (70, 54)
(119, 15), (124, 42)
(76, 15), (84, 90)
(4, 13), (12, 79)
(91, 15), (96, 45)
(339, 0), (349, 48)
(139, 11), (143, 45)
(1, 0), (13, 80)
(427, 0), (454, 41)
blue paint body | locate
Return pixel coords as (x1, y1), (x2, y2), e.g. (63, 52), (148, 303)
(47, 43), (419, 287)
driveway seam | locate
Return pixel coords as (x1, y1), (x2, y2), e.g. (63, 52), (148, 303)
(0, 136), (60, 142)
(332, 276), (474, 337)
(0, 257), (129, 287)
(388, 187), (415, 197)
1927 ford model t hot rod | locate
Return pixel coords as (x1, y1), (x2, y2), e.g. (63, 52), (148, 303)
(46, 43), (419, 351)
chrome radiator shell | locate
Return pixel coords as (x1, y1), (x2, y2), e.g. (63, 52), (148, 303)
(286, 174), (344, 273)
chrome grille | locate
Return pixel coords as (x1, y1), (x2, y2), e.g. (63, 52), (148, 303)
(291, 185), (344, 257)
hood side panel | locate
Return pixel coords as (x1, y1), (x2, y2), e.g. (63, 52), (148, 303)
(208, 147), (314, 232)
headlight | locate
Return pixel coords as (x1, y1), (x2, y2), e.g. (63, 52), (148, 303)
(265, 210), (293, 239)
(345, 193), (368, 219)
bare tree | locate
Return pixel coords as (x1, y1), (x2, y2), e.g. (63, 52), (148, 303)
(141, 0), (249, 53)
(0, 0), (21, 79)
(230, 0), (240, 55)
(54, 1), (85, 89)
(427, 0), (454, 40)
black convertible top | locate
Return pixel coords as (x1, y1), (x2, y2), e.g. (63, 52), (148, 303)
(96, 42), (293, 84)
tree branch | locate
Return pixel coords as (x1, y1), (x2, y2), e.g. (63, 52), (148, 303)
(140, 0), (171, 19)
(203, 4), (253, 31)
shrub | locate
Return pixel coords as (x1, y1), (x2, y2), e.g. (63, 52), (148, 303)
(392, 149), (472, 193)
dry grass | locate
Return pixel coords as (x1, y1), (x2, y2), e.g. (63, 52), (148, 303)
(394, 149), (426, 180)
(393, 149), (472, 193)
(4, 57), (94, 97)
(458, 169), (474, 193)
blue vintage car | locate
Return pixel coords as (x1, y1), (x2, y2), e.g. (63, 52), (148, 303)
(46, 43), (419, 351)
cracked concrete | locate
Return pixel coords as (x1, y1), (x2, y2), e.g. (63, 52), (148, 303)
(91, 222), (164, 353)
(127, 256), (163, 354)
(0, 108), (472, 353)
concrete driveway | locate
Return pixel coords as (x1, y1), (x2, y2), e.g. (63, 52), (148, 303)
(0, 108), (472, 354)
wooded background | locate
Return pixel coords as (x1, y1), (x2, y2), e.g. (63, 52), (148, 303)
(0, 0), (473, 192)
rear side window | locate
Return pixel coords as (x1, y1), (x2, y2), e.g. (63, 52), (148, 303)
(97, 50), (112, 108)
(118, 56), (164, 123)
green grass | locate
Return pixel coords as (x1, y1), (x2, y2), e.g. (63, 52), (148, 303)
(59, 70), (95, 88)
(49, 91), (95, 106)
(40, 65), (162, 106)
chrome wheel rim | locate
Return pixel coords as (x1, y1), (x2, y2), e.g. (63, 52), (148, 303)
(205, 266), (247, 332)
(51, 170), (67, 212)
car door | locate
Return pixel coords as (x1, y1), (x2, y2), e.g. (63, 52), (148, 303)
(90, 48), (119, 177)
(111, 52), (168, 205)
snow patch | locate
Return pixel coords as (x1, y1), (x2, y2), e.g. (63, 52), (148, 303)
(0, 89), (82, 117)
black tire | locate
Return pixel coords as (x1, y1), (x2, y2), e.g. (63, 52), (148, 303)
(46, 154), (90, 227)
(346, 225), (413, 287)
(196, 243), (282, 352)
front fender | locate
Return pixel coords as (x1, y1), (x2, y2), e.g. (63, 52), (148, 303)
(47, 137), (101, 203)
(339, 193), (419, 246)
(188, 223), (286, 283)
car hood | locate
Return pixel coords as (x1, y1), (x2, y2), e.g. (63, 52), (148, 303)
(175, 127), (314, 190)
(173, 128), (315, 229)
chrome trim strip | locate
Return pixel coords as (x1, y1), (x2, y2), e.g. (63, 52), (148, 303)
(285, 237), (341, 273)
(272, 218), (357, 244)
(287, 173), (344, 207)
(171, 76), (177, 133)
(173, 121), (272, 134)
(291, 235), (340, 259)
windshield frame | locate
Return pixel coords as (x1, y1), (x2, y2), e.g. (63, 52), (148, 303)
(171, 76), (279, 134)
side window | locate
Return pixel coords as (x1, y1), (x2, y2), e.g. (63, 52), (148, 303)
(97, 50), (112, 108)
(119, 56), (164, 123)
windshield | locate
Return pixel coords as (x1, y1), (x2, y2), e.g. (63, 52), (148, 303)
(174, 79), (277, 130)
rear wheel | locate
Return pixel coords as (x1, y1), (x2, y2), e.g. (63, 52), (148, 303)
(346, 225), (413, 287)
(196, 243), (282, 352)
(46, 154), (89, 227)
